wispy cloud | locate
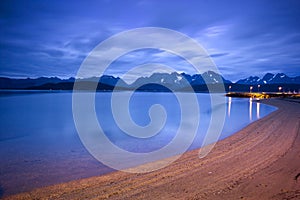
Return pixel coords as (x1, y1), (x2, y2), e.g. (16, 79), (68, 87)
(203, 25), (230, 38)
(209, 53), (229, 58)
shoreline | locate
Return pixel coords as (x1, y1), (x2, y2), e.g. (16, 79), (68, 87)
(4, 99), (300, 199)
(226, 92), (300, 99)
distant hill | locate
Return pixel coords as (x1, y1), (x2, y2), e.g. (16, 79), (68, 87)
(0, 72), (299, 92)
(236, 73), (300, 85)
(234, 73), (300, 93)
(0, 77), (74, 89)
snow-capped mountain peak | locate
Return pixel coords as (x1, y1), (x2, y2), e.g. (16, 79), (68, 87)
(236, 73), (298, 84)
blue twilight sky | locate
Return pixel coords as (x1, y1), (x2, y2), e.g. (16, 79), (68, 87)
(1, 0), (300, 81)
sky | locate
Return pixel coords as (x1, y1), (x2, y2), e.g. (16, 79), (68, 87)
(1, 0), (300, 81)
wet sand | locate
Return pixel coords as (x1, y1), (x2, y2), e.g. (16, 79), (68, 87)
(4, 99), (300, 200)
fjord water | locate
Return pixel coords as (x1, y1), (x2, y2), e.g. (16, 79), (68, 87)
(0, 91), (276, 196)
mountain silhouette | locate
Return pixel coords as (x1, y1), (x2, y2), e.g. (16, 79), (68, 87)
(0, 72), (299, 92)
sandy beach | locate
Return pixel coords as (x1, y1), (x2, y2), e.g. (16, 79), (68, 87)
(4, 98), (300, 200)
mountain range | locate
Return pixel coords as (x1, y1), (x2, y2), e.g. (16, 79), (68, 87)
(0, 71), (299, 92)
(236, 73), (300, 85)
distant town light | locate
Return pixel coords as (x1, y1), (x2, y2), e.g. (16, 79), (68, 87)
(278, 86), (282, 92)
(250, 86), (253, 93)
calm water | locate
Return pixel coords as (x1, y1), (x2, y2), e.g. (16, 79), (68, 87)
(0, 91), (276, 196)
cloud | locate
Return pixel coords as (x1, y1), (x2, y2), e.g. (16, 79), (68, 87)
(203, 25), (230, 38)
(0, 0), (300, 80)
(209, 53), (229, 58)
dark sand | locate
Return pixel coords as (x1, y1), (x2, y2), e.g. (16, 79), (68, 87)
(4, 99), (300, 200)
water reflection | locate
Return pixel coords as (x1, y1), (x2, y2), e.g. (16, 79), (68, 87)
(249, 98), (253, 121)
(228, 97), (232, 117)
(257, 100), (260, 119)
(227, 97), (261, 121)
